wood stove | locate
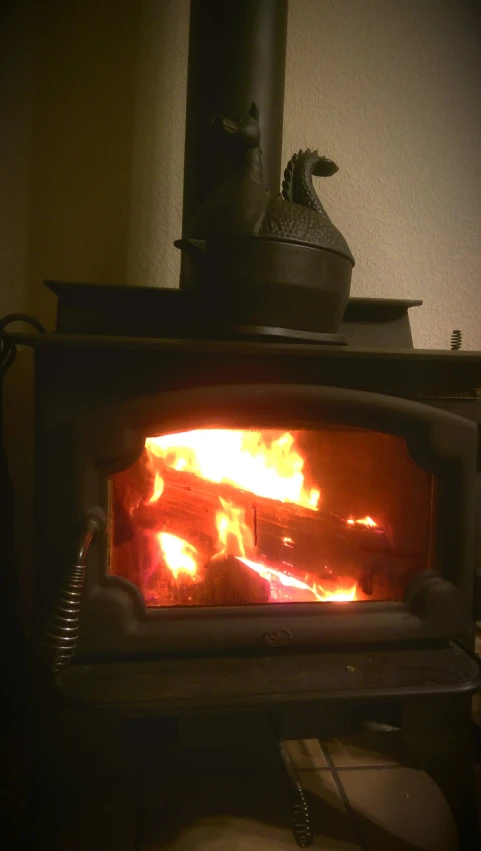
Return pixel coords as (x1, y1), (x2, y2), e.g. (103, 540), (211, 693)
(8, 286), (478, 848)
(35, 331), (478, 663)
(3, 1), (480, 847)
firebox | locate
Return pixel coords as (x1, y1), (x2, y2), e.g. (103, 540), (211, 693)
(110, 424), (433, 609)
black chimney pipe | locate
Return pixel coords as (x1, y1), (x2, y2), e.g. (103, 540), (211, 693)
(181, 0), (288, 238)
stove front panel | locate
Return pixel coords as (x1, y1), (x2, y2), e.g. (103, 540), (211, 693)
(37, 382), (477, 657)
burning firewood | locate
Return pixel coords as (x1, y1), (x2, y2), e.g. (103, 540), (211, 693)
(195, 555), (271, 606)
(110, 430), (399, 607)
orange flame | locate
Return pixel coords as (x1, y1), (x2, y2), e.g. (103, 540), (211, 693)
(147, 472), (164, 504)
(316, 583), (358, 602)
(138, 429), (366, 604)
(347, 516), (378, 528)
(215, 499), (358, 603)
(238, 557), (357, 603)
(216, 497), (253, 558)
(157, 532), (199, 580)
(145, 430), (320, 510)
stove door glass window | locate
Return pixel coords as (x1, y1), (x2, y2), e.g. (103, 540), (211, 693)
(109, 427), (435, 606)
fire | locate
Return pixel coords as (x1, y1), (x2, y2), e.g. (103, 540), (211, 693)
(157, 532), (199, 580)
(145, 430), (320, 510)
(147, 472), (164, 504)
(156, 519), (358, 603)
(125, 428), (371, 605)
(347, 516), (378, 528)
(317, 583), (358, 602)
(215, 498), (358, 603)
(216, 497), (253, 558)
(239, 556), (318, 601)
(238, 557), (357, 603)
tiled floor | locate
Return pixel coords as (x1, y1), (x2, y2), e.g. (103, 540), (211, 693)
(140, 736), (461, 850)
(7, 723), (478, 850)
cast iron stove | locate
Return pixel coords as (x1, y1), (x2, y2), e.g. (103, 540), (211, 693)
(4, 1), (481, 846)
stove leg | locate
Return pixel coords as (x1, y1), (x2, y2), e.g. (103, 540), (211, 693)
(401, 695), (479, 851)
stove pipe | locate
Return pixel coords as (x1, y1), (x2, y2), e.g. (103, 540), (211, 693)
(181, 0), (288, 238)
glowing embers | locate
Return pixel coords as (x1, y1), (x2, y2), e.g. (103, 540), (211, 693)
(347, 516), (377, 528)
(238, 558), (357, 603)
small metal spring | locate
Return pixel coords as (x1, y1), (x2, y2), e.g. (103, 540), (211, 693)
(40, 564), (86, 672)
(451, 329), (462, 350)
(39, 508), (105, 674)
(291, 781), (313, 848)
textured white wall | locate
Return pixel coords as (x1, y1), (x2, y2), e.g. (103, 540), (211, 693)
(283, 0), (481, 349)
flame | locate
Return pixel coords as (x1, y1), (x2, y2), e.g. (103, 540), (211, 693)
(347, 516), (378, 528)
(215, 499), (358, 603)
(317, 583), (358, 602)
(131, 429), (367, 605)
(157, 532), (199, 580)
(147, 472), (164, 504)
(145, 430), (319, 509)
(238, 557), (357, 603)
(216, 497), (253, 558)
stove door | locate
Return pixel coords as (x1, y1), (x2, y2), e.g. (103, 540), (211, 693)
(72, 385), (477, 655)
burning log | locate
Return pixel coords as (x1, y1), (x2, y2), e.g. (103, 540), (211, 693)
(111, 446), (394, 607)
(127, 466), (351, 553)
(130, 464), (317, 529)
(114, 464), (389, 593)
(195, 555), (270, 606)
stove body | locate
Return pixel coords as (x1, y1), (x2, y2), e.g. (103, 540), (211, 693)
(5, 3), (479, 847)
(19, 287), (479, 849)
(30, 288), (480, 697)
(26, 0), (480, 698)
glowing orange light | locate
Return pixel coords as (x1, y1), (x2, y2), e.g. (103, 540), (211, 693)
(145, 430), (320, 510)
(316, 583), (358, 602)
(238, 556), (314, 601)
(214, 499), (358, 603)
(133, 429), (368, 605)
(216, 497), (253, 559)
(157, 532), (199, 580)
(146, 472), (164, 504)
(347, 516), (378, 528)
(238, 557), (357, 603)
